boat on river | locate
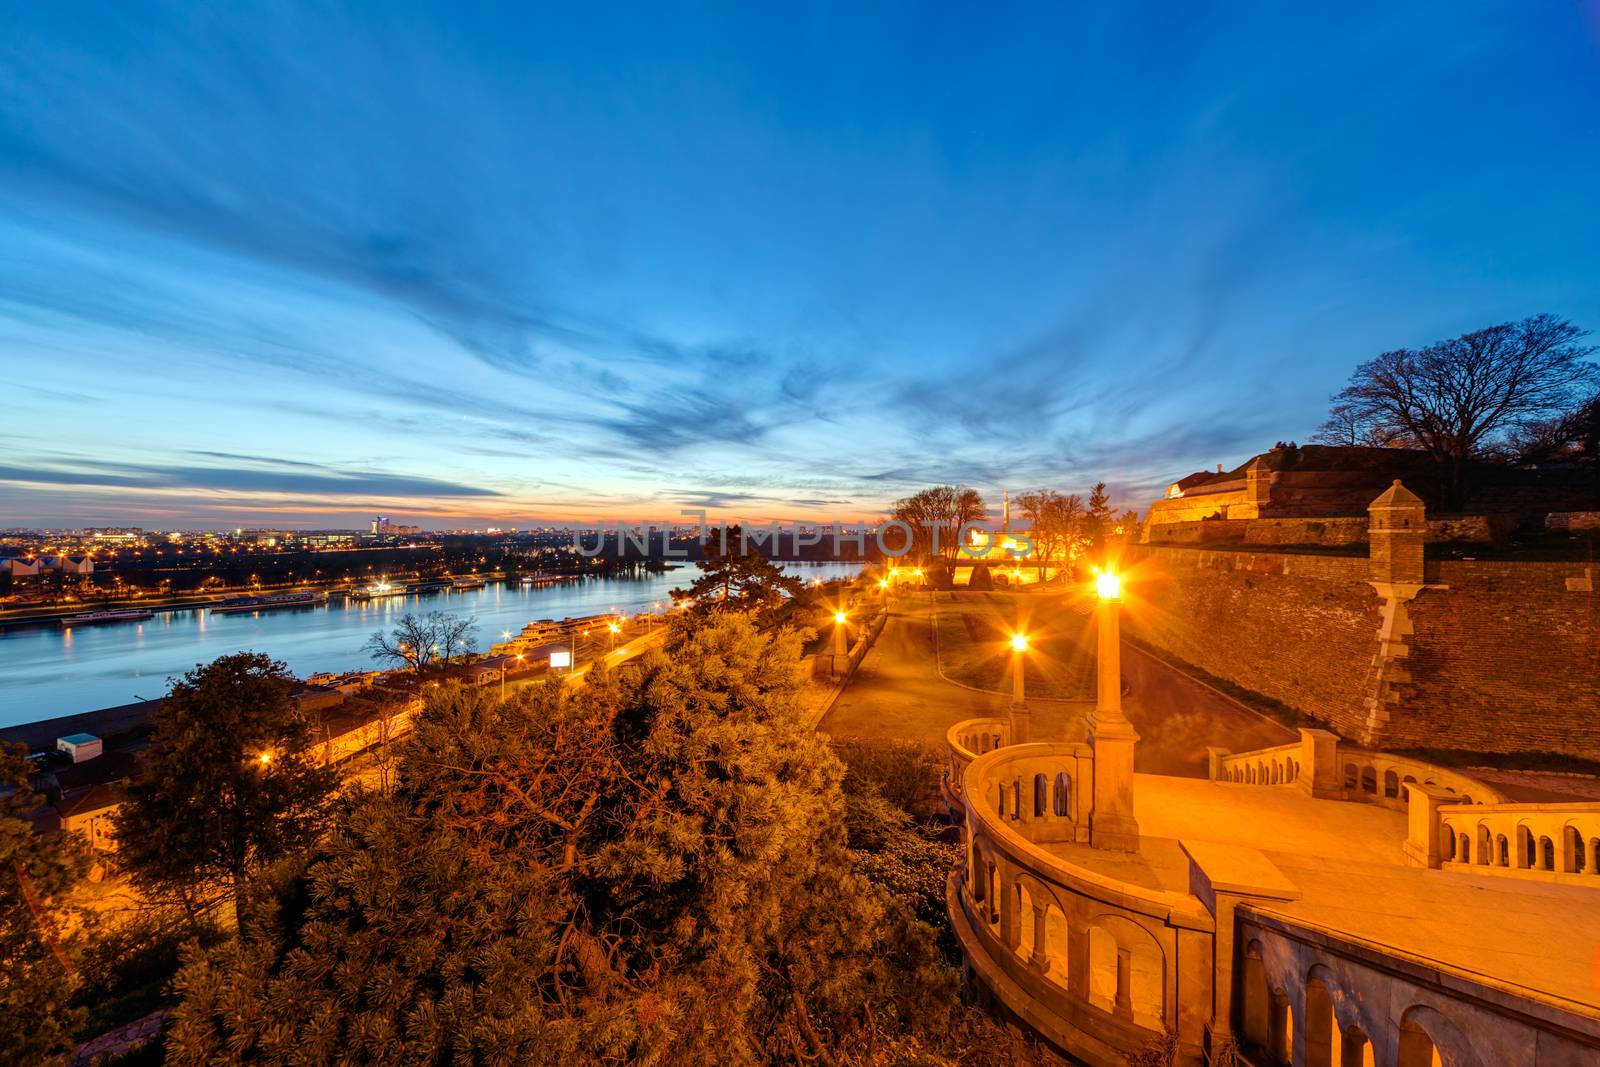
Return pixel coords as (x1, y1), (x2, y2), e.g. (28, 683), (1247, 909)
(59, 609), (155, 627)
(348, 581), (406, 600)
(210, 591), (329, 615)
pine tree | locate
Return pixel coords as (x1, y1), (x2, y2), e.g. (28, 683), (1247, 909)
(1086, 481), (1113, 559)
(164, 617), (983, 1065)
(672, 525), (803, 622)
(114, 652), (338, 931)
(0, 742), (89, 1065)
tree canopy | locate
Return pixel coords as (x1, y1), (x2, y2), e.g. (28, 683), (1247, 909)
(114, 652), (338, 929)
(0, 742), (89, 1066)
(165, 617), (998, 1065)
(1315, 314), (1598, 506)
(363, 610), (478, 677)
(1015, 490), (1086, 573)
(889, 486), (987, 563)
(671, 525), (804, 622)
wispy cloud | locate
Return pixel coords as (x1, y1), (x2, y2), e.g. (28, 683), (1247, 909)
(0, 459), (501, 499)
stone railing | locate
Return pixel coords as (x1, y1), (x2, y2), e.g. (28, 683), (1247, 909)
(951, 743), (1214, 1065)
(1208, 729), (1502, 809)
(1211, 741), (1304, 787)
(1335, 748), (1502, 809)
(944, 717), (1010, 805)
(1236, 907), (1600, 1066)
(1425, 797), (1600, 885)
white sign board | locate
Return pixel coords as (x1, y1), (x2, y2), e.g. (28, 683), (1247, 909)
(549, 650), (572, 670)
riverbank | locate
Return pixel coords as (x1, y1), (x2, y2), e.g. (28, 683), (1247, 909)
(0, 562), (866, 728)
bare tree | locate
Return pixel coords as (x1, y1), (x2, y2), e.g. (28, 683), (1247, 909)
(889, 485), (987, 563)
(1015, 490), (1086, 577)
(364, 611), (479, 678)
(1502, 391), (1600, 466)
(1319, 314), (1597, 507)
(1312, 400), (1412, 448)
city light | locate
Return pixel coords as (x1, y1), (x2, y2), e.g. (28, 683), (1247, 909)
(1010, 633), (1028, 653)
(1096, 570), (1121, 601)
(257, 751), (272, 765)
(834, 611), (847, 625)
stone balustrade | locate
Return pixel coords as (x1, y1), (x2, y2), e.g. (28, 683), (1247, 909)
(944, 717), (1010, 806)
(948, 738), (1215, 1065)
(1212, 741), (1304, 787)
(1237, 908), (1600, 1066)
(1209, 729), (1503, 809)
(1428, 798), (1600, 884)
(1335, 748), (1502, 809)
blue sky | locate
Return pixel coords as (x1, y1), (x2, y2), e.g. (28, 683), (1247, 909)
(2, 2), (1598, 528)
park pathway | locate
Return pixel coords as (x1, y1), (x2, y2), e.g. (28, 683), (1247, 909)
(820, 592), (1294, 778)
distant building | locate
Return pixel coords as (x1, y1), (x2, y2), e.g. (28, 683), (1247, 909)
(82, 527), (143, 541)
(0, 555), (93, 585)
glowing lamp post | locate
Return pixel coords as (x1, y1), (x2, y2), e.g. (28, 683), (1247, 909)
(1089, 569), (1141, 852)
(1094, 570), (1123, 716)
(1010, 632), (1028, 705)
(500, 653), (524, 699)
(1008, 631), (1032, 742)
(833, 610), (848, 658)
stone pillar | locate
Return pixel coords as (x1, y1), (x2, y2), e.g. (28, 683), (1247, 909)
(1298, 729), (1343, 799)
(1114, 947), (1134, 1020)
(1182, 840), (1301, 1055)
(1090, 591), (1141, 852)
(1341, 1027), (1370, 1067)
(1028, 904), (1049, 975)
(1009, 651), (1031, 743)
(1268, 993), (1292, 1065)
(1068, 924), (1090, 997)
(999, 875), (1020, 951)
(1403, 783), (1463, 869)
(1207, 746), (1229, 781)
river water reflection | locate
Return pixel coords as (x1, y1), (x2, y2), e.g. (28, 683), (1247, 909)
(0, 562), (862, 727)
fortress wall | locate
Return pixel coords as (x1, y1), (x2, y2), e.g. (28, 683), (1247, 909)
(1144, 486), (1246, 525)
(1143, 515), (1517, 548)
(1127, 546), (1600, 760)
(1144, 517), (1369, 547)
(1394, 560), (1599, 758)
(1126, 546), (1379, 739)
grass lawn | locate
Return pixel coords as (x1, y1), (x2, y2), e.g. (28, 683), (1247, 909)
(932, 592), (1095, 700)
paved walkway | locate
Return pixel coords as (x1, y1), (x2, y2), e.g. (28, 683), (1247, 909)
(820, 597), (1088, 747)
(1120, 775), (1600, 1011)
(820, 593), (1293, 778)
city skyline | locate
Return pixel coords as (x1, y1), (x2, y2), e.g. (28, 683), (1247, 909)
(4, 3), (1600, 528)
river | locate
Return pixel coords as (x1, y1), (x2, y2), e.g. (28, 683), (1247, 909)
(0, 562), (863, 728)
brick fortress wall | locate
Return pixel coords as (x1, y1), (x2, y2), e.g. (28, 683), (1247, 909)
(1125, 518), (1598, 761)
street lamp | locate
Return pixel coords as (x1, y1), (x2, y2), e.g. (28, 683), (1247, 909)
(833, 610), (848, 657)
(1089, 568), (1140, 852)
(608, 620), (621, 650)
(501, 653), (524, 699)
(1009, 632), (1029, 734)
